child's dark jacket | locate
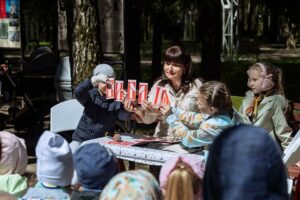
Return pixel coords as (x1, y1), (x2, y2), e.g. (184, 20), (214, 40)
(72, 79), (130, 142)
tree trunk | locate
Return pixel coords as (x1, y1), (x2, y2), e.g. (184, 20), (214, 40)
(71, 0), (101, 86)
(62, 0), (74, 75)
(238, 0), (245, 35)
(268, 3), (279, 43)
(151, 11), (163, 83)
(199, 1), (222, 81)
(246, 0), (258, 37)
(124, 0), (141, 81)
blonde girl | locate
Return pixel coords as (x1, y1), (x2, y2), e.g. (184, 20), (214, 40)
(159, 156), (205, 200)
(239, 62), (292, 150)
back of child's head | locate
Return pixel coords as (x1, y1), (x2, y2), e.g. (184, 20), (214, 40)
(100, 169), (161, 200)
(36, 131), (73, 187)
(198, 81), (232, 114)
(159, 155), (205, 200)
(203, 125), (288, 200)
(93, 64), (115, 78)
(0, 131), (27, 175)
(248, 62), (285, 95)
(73, 143), (118, 190)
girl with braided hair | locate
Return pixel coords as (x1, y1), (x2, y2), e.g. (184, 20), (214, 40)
(166, 81), (241, 148)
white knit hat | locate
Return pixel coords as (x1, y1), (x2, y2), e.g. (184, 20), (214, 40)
(0, 131), (28, 175)
(36, 131), (73, 186)
(93, 64), (115, 78)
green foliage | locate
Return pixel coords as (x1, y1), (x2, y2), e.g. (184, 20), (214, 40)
(221, 61), (251, 96)
(139, 58), (300, 101)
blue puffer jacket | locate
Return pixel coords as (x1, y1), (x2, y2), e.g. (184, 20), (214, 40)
(72, 79), (131, 143)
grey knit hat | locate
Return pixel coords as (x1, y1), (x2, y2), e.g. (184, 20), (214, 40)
(36, 131), (73, 186)
(93, 64), (116, 78)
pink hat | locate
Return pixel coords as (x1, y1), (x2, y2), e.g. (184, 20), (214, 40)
(0, 131), (28, 175)
(159, 155), (205, 200)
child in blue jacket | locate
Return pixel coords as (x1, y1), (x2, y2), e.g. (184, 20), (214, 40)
(166, 81), (241, 148)
(70, 64), (131, 151)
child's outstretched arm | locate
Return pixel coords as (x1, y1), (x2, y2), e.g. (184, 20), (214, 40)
(167, 114), (216, 147)
(75, 79), (94, 105)
(171, 107), (204, 128)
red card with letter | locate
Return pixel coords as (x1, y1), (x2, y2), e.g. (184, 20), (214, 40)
(115, 80), (124, 101)
(127, 80), (136, 101)
(106, 78), (115, 99)
(138, 82), (148, 104)
(153, 86), (162, 106)
(161, 88), (170, 106)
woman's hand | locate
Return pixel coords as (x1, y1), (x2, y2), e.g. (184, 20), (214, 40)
(160, 103), (171, 116)
(141, 99), (152, 111)
(123, 98), (137, 112)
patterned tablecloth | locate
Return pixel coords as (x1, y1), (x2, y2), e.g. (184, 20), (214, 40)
(83, 135), (206, 166)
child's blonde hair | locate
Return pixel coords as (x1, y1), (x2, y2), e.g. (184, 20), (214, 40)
(248, 63), (285, 96)
(164, 161), (201, 200)
(198, 81), (233, 114)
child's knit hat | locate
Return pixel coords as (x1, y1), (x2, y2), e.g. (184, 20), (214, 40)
(36, 131), (73, 186)
(159, 155), (205, 199)
(74, 143), (118, 190)
(100, 169), (161, 200)
(0, 131), (28, 175)
(203, 125), (288, 200)
(93, 64), (115, 78)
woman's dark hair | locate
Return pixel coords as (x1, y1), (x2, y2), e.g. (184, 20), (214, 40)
(158, 46), (194, 93)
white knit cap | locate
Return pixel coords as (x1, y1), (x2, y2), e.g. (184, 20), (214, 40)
(93, 64), (115, 78)
(0, 131), (28, 175)
(36, 131), (73, 186)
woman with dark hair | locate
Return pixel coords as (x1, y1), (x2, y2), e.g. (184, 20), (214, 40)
(124, 46), (203, 137)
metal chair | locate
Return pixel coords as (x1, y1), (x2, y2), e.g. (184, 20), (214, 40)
(292, 102), (300, 132)
(50, 98), (129, 134)
(283, 130), (300, 166)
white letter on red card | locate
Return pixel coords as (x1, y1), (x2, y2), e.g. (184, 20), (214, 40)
(138, 82), (148, 104)
(153, 86), (162, 105)
(161, 89), (170, 106)
(115, 80), (124, 101)
(127, 80), (136, 101)
(106, 78), (115, 99)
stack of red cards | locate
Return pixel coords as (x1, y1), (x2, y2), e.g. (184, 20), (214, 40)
(105, 79), (148, 104)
